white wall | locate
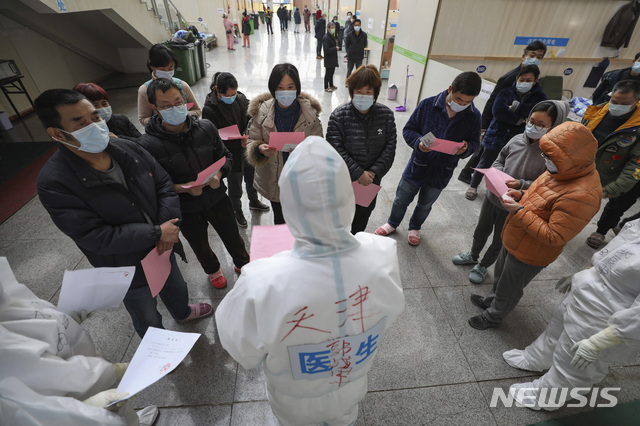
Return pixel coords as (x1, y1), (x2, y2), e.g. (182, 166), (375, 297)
(358, 0), (388, 73)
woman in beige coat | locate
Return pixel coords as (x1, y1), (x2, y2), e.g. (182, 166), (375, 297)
(246, 63), (323, 224)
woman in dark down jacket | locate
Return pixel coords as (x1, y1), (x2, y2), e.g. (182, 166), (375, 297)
(326, 65), (397, 233)
(202, 72), (270, 228)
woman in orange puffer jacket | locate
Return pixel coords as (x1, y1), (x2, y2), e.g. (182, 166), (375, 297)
(469, 121), (602, 330)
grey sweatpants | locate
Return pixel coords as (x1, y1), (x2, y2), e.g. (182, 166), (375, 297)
(481, 247), (546, 324)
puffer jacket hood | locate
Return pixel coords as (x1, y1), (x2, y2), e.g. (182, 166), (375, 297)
(279, 136), (359, 257)
(539, 121), (597, 181)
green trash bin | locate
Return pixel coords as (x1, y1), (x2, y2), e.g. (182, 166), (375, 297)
(192, 41), (202, 81)
(258, 11), (265, 23)
(249, 18), (254, 35)
(164, 41), (197, 86)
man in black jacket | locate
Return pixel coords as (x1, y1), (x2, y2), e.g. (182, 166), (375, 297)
(592, 52), (640, 105)
(458, 40), (546, 183)
(315, 13), (326, 59)
(344, 18), (368, 79)
(35, 89), (211, 338)
(138, 79), (250, 290)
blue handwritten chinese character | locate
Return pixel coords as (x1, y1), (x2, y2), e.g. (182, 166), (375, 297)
(355, 334), (379, 365)
(299, 350), (332, 374)
(57, 0), (67, 12)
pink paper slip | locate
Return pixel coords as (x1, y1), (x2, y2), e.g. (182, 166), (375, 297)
(218, 124), (243, 140)
(250, 225), (295, 261)
(269, 132), (306, 152)
(141, 248), (172, 297)
(420, 132), (464, 155)
(186, 102), (194, 110)
(473, 167), (514, 198)
(352, 182), (381, 207)
(181, 157), (226, 189)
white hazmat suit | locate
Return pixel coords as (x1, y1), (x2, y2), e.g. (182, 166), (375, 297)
(0, 257), (132, 425)
(215, 136), (405, 426)
(503, 219), (640, 410)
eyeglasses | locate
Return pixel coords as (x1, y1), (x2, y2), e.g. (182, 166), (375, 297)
(540, 152), (550, 160)
(155, 100), (185, 111)
(527, 120), (547, 131)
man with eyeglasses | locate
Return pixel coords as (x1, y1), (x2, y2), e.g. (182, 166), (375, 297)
(583, 79), (640, 249)
(35, 88), (212, 338)
(138, 79), (250, 290)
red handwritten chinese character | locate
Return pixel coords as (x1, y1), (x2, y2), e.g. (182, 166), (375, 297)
(281, 306), (331, 342)
(349, 285), (371, 333)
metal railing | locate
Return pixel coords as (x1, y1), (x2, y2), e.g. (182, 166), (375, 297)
(140, 0), (187, 33)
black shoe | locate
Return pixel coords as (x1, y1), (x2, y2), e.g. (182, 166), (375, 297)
(235, 210), (248, 228)
(249, 200), (270, 212)
(468, 314), (499, 330)
(470, 294), (490, 310)
(457, 173), (471, 184)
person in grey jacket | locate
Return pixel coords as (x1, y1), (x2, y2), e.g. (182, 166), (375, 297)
(327, 65), (397, 233)
(452, 100), (569, 284)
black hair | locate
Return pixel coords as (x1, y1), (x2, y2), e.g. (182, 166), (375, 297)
(635, 52), (640, 62)
(35, 89), (86, 129)
(353, 18), (361, 25)
(347, 11), (352, 15)
(525, 40), (547, 56)
(147, 78), (181, 105)
(517, 64), (540, 79)
(211, 72), (238, 93)
(268, 63), (301, 97)
(451, 71), (482, 96)
(530, 101), (558, 124)
(147, 44), (178, 74)
(612, 79), (640, 99)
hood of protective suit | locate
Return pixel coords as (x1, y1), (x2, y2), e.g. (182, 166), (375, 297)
(279, 136), (359, 257)
(539, 121), (597, 181)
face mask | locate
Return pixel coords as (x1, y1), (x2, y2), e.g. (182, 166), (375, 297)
(523, 57), (540, 66)
(58, 121), (110, 153)
(608, 103), (634, 117)
(545, 158), (558, 174)
(96, 106), (112, 122)
(633, 61), (640, 74)
(525, 123), (549, 140)
(155, 69), (174, 79)
(275, 90), (297, 107)
(354, 26), (361, 32)
(330, 28), (335, 35)
(448, 99), (469, 112)
(221, 95), (237, 104)
(516, 82), (533, 93)
(352, 94), (374, 112)
(159, 104), (188, 126)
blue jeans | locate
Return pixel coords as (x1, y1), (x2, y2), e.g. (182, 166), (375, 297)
(387, 178), (443, 230)
(123, 252), (190, 337)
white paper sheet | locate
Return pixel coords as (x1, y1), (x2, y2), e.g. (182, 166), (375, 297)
(57, 267), (135, 315)
(108, 327), (201, 406)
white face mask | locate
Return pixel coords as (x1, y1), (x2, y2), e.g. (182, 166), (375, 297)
(448, 97), (469, 112)
(275, 90), (297, 107)
(516, 82), (533, 93)
(523, 57), (540, 66)
(155, 69), (174, 79)
(96, 106), (112, 122)
(353, 25), (361, 32)
(524, 123), (549, 140)
(633, 61), (640, 74)
(352, 94), (374, 112)
(57, 121), (110, 153)
(608, 103), (634, 117)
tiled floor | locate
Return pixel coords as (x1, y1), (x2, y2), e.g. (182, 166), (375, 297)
(2, 26), (640, 425)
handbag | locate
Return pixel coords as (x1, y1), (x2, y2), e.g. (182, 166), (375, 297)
(226, 29), (232, 34)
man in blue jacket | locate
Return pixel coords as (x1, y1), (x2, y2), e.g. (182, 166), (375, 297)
(375, 72), (482, 246)
(592, 52), (640, 105)
(35, 89), (212, 337)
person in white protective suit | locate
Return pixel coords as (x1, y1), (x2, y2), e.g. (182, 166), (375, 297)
(215, 136), (406, 426)
(0, 257), (157, 425)
(502, 219), (640, 410)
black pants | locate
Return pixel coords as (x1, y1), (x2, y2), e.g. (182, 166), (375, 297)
(180, 195), (250, 274)
(346, 58), (363, 77)
(267, 21), (273, 34)
(271, 201), (285, 225)
(596, 181), (640, 234)
(469, 147), (501, 188)
(317, 38), (323, 56)
(459, 145), (484, 181)
(351, 195), (377, 234)
(324, 67), (335, 89)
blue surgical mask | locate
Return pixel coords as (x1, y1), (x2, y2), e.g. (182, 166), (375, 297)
(516, 82), (533, 93)
(58, 120), (110, 153)
(330, 28), (335, 35)
(155, 69), (174, 79)
(523, 57), (540, 66)
(448, 99), (469, 112)
(525, 123), (549, 140)
(608, 103), (634, 117)
(354, 25), (361, 32)
(633, 61), (640, 74)
(352, 94), (374, 112)
(221, 95), (237, 104)
(159, 104), (188, 125)
(96, 106), (112, 122)
(275, 90), (297, 107)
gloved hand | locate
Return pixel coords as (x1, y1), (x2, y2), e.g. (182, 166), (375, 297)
(570, 327), (622, 369)
(83, 389), (130, 408)
(509, 101), (520, 112)
(555, 275), (572, 294)
(70, 309), (93, 324)
(113, 363), (129, 382)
